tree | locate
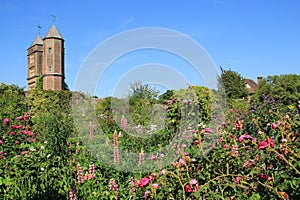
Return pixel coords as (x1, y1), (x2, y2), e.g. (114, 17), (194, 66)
(128, 81), (159, 125)
(252, 74), (300, 107)
(158, 89), (174, 104)
(218, 67), (248, 100)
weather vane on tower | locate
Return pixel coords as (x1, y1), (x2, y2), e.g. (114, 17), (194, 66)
(51, 14), (57, 24)
(37, 25), (42, 35)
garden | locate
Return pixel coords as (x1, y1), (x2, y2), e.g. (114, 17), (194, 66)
(0, 73), (299, 199)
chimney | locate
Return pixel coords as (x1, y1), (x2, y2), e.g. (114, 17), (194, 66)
(257, 76), (262, 85)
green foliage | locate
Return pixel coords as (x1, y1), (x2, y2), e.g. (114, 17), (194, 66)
(128, 81), (159, 125)
(218, 67), (248, 100)
(158, 89), (174, 104)
(35, 75), (43, 90)
(1, 79), (300, 199)
(252, 74), (300, 108)
(95, 96), (121, 135)
(27, 89), (72, 117)
(128, 81), (159, 101)
(0, 83), (27, 121)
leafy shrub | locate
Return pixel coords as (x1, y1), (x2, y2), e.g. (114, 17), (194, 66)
(0, 83), (27, 121)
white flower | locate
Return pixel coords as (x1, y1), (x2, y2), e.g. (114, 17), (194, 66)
(47, 154), (51, 158)
(118, 132), (122, 137)
(40, 146), (45, 150)
(41, 167), (45, 171)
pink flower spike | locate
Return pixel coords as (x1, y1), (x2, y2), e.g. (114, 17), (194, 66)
(150, 155), (157, 160)
(0, 140), (2, 146)
(160, 169), (166, 175)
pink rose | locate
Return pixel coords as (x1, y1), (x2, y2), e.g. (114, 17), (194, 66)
(258, 138), (274, 150)
(258, 140), (268, 150)
(271, 123), (277, 130)
(190, 179), (197, 185)
(184, 184), (193, 192)
(139, 177), (150, 188)
(235, 176), (242, 184)
(3, 118), (9, 124)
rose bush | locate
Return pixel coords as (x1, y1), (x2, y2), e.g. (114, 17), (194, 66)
(0, 83), (299, 199)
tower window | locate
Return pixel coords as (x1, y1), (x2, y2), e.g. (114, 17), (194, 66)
(48, 47), (52, 53)
(48, 66), (52, 72)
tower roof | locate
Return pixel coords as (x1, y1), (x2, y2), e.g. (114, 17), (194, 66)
(29, 34), (43, 48)
(44, 24), (63, 39)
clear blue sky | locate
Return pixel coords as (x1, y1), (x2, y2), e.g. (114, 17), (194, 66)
(0, 0), (299, 97)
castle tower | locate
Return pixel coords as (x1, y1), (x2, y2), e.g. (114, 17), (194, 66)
(27, 34), (44, 90)
(42, 24), (65, 90)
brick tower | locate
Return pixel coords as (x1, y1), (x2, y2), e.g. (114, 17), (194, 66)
(27, 34), (44, 90)
(27, 24), (65, 91)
